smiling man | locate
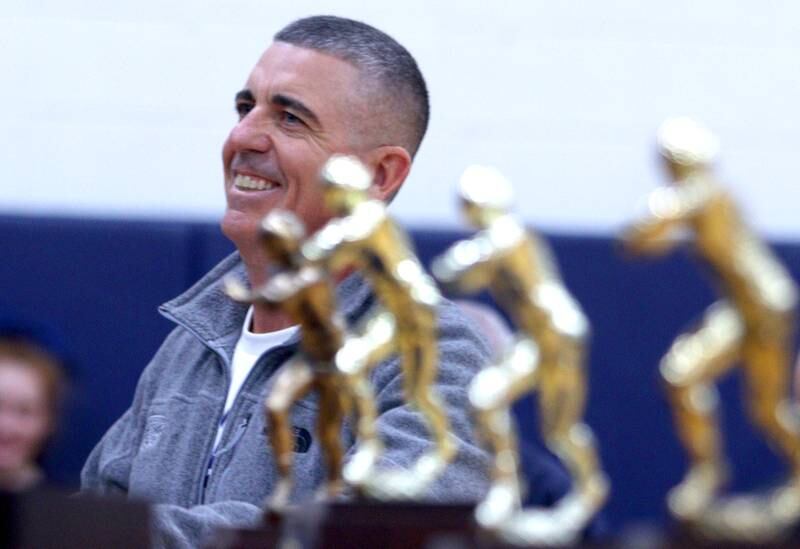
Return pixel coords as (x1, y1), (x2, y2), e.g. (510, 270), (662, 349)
(221, 25), (427, 307)
(80, 15), (493, 548)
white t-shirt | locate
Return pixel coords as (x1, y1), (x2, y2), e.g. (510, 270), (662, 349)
(213, 306), (297, 450)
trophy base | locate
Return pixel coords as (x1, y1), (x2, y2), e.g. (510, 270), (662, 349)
(321, 501), (476, 548)
(616, 520), (800, 549)
(209, 500), (477, 548)
(663, 484), (800, 548)
(1, 487), (150, 549)
(666, 521), (800, 549)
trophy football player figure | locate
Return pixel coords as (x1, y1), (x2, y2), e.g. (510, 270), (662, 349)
(225, 210), (377, 513)
(432, 165), (608, 546)
(621, 117), (800, 542)
(301, 155), (456, 500)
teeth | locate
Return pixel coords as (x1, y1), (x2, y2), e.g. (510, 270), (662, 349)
(233, 174), (278, 191)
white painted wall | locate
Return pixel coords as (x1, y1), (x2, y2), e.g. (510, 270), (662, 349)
(3, 1), (800, 237)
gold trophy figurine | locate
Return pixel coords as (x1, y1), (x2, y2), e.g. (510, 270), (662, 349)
(225, 210), (377, 514)
(431, 165), (608, 546)
(620, 117), (800, 542)
(301, 155), (456, 500)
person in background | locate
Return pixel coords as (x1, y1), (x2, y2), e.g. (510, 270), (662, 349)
(0, 316), (67, 491)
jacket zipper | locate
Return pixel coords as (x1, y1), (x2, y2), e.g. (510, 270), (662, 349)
(200, 413), (251, 504)
(195, 341), (297, 505)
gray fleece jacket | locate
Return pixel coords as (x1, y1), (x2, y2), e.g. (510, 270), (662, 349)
(81, 252), (492, 548)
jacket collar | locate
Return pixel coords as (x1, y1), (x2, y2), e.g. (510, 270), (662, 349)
(159, 251), (375, 366)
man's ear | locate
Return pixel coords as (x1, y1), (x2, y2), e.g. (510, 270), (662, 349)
(366, 146), (411, 201)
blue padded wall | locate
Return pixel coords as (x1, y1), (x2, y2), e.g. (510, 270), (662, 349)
(0, 214), (797, 533)
(0, 215), (193, 485)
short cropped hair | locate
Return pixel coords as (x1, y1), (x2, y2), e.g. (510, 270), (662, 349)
(275, 15), (429, 157)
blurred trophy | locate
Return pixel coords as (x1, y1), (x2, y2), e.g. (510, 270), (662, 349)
(620, 117), (800, 542)
(301, 155), (456, 500)
(431, 165), (608, 546)
(224, 210), (379, 515)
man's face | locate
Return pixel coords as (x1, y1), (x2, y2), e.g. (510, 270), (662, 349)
(221, 42), (365, 258)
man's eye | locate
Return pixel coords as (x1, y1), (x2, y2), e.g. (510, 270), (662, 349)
(281, 111), (303, 126)
(235, 101), (254, 120)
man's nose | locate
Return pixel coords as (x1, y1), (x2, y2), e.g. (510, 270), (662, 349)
(228, 110), (273, 152)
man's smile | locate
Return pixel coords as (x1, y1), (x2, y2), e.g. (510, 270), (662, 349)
(232, 173), (281, 191)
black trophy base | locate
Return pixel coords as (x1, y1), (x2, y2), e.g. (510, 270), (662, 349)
(209, 500), (478, 549)
(209, 505), (800, 548)
(613, 520), (800, 549)
(1, 487), (150, 549)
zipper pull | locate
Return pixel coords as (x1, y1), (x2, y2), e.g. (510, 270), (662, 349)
(217, 413), (253, 455)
